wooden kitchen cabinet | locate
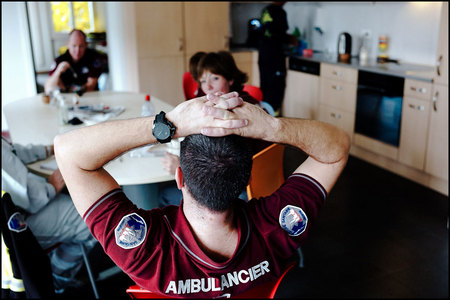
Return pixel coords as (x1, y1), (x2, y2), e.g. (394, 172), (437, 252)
(282, 70), (319, 119)
(184, 2), (230, 68)
(398, 96), (430, 170)
(318, 63), (358, 140)
(231, 51), (259, 87)
(134, 2), (185, 106)
(425, 1), (448, 183)
(318, 104), (355, 136)
(425, 82), (448, 181)
(434, 2), (448, 86)
(398, 79), (432, 170)
(134, 2), (230, 107)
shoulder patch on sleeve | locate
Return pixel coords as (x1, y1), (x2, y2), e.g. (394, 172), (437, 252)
(8, 212), (27, 233)
(115, 213), (147, 249)
(279, 205), (308, 236)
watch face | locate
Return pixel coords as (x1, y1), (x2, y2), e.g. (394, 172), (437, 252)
(153, 123), (170, 140)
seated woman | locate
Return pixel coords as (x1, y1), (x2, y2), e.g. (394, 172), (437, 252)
(159, 51), (269, 207)
(184, 51), (206, 100)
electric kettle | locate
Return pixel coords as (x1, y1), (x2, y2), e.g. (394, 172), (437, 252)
(337, 32), (352, 62)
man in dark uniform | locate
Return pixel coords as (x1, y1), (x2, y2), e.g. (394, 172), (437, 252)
(45, 29), (106, 95)
(258, 2), (298, 115)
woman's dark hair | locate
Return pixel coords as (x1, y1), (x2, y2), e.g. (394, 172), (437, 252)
(196, 51), (248, 92)
(189, 52), (207, 83)
(180, 134), (252, 212)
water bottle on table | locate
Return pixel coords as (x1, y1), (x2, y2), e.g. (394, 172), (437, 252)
(141, 94), (155, 117)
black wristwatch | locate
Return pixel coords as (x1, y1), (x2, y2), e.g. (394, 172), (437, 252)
(152, 111), (176, 143)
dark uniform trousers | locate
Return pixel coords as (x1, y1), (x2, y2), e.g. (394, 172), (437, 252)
(1, 191), (55, 298)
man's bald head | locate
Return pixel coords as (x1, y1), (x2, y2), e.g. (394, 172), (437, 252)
(68, 29), (87, 63)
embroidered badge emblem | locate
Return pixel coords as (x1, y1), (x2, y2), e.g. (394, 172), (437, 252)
(8, 212), (27, 233)
(115, 213), (147, 249)
(279, 205), (308, 236)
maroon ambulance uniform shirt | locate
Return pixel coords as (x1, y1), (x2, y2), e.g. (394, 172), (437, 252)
(83, 173), (326, 298)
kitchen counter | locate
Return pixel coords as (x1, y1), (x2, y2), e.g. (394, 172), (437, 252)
(289, 53), (436, 82)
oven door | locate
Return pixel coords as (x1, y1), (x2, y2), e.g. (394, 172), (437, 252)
(354, 71), (404, 147)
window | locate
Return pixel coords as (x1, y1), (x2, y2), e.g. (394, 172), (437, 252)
(50, 1), (95, 54)
(51, 2), (94, 33)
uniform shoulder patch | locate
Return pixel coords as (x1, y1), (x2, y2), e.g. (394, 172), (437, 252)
(115, 213), (147, 249)
(279, 205), (308, 236)
(8, 212), (27, 233)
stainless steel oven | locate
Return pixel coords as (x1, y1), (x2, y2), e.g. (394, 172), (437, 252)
(354, 71), (405, 147)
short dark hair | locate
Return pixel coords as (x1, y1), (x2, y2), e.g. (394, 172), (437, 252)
(180, 134), (252, 212)
(197, 51), (248, 92)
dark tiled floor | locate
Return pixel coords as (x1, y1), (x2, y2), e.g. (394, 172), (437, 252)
(61, 146), (448, 298)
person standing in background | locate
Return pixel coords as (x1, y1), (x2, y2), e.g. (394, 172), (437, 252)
(44, 29), (106, 95)
(258, 1), (298, 116)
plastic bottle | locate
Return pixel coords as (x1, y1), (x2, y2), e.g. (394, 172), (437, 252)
(377, 35), (389, 62)
(141, 94), (155, 117)
(56, 93), (69, 126)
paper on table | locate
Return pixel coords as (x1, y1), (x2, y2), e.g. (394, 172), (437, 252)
(40, 158), (58, 171)
(129, 144), (167, 158)
(69, 106), (125, 126)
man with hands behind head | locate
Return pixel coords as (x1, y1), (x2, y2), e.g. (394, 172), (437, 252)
(54, 92), (350, 298)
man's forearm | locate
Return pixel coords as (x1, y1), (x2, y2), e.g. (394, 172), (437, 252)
(273, 117), (350, 164)
(44, 73), (61, 94)
(55, 116), (155, 172)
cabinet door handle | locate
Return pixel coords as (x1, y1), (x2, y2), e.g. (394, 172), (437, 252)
(436, 55), (442, 76)
(432, 91), (439, 111)
(408, 103), (425, 111)
(410, 86), (427, 93)
(178, 38), (184, 51)
(330, 112), (341, 119)
(332, 71), (343, 77)
(332, 85), (342, 91)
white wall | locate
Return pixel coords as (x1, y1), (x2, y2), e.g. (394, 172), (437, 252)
(230, 2), (443, 66)
(1, 2), (37, 131)
(105, 2), (139, 93)
(285, 2), (442, 65)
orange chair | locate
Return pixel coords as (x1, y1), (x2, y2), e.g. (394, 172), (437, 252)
(182, 71), (199, 100)
(246, 143), (286, 200)
(246, 143), (305, 268)
(126, 260), (297, 299)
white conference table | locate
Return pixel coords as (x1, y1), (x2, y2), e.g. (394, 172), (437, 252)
(3, 91), (176, 186)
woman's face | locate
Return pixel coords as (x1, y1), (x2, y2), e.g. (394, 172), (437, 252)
(199, 71), (233, 95)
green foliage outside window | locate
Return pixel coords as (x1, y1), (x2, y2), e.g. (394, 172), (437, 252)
(51, 2), (71, 32)
(73, 2), (91, 31)
(51, 1), (91, 33)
